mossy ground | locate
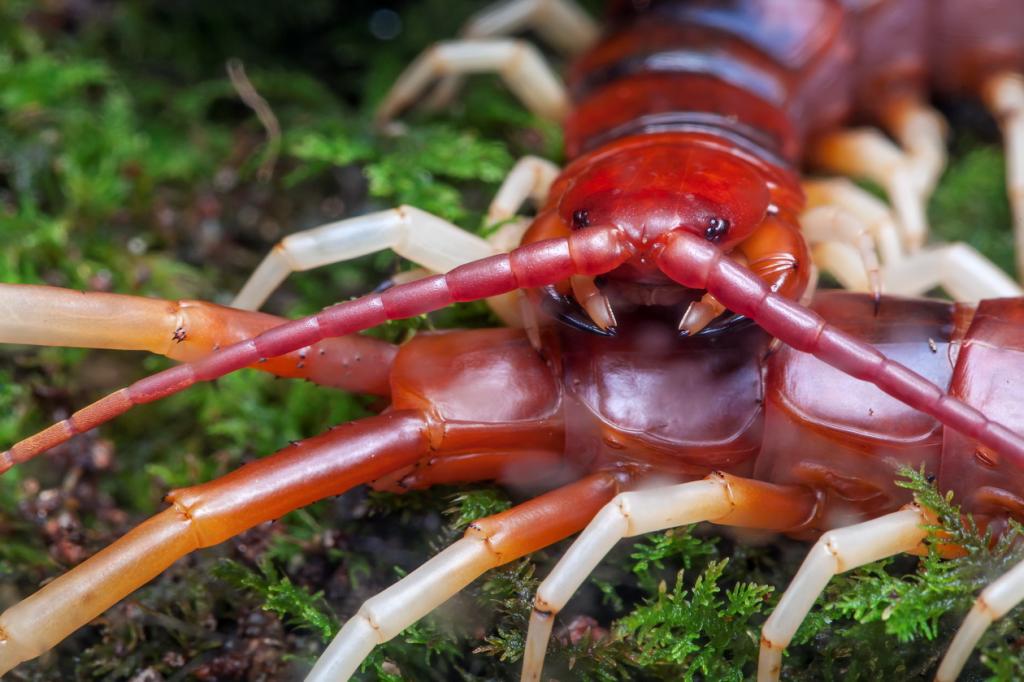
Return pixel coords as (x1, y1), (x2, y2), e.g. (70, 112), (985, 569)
(0, 1), (1021, 680)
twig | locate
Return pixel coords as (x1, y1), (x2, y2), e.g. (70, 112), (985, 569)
(226, 58), (281, 183)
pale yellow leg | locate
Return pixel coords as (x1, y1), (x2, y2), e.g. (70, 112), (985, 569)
(757, 506), (928, 682)
(231, 206), (496, 312)
(810, 128), (931, 250)
(233, 154), (561, 326)
(521, 474), (817, 681)
(879, 96), (949, 199)
(424, 0), (597, 110)
(801, 178), (1021, 301)
(983, 71), (1024, 281)
(521, 477), (736, 681)
(376, 39), (568, 127)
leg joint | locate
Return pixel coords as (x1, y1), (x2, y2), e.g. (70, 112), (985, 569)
(533, 594), (558, 618)
(708, 470), (738, 515)
(168, 497), (207, 549)
(355, 607), (388, 644)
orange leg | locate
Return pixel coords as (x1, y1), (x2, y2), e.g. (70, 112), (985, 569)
(373, 449), (569, 492)
(0, 410), (561, 674)
(0, 283), (397, 395)
(308, 470), (628, 680)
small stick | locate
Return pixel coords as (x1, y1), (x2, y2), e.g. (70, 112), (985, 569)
(226, 58), (281, 183)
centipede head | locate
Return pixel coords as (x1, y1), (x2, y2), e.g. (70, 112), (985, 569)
(524, 132), (803, 334)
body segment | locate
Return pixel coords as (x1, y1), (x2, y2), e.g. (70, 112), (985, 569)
(393, 290), (1024, 532)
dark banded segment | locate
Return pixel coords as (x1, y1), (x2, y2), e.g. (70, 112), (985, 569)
(605, 0), (842, 69)
(572, 46), (788, 105)
(565, 73), (798, 161)
(566, 1), (853, 162)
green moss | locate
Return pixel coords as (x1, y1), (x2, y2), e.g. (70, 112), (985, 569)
(213, 559), (340, 641)
(930, 144), (1015, 276)
(617, 560), (773, 681)
(786, 469), (1024, 678)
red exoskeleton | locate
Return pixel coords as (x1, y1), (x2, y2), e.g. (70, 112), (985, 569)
(2, 0), (1024, 679)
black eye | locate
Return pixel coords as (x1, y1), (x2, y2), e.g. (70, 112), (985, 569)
(572, 208), (590, 228)
(704, 216), (729, 242)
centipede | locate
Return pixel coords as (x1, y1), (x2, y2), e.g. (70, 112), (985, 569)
(2, 0), (1024, 679)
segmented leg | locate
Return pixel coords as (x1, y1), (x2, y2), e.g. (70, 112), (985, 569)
(0, 283), (395, 395)
(809, 127), (931, 250)
(801, 179), (1021, 301)
(458, 0), (596, 57)
(936, 556), (1024, 681)
(0, 224), (634, 471)
(803, 100), (1013, 301)
(0, 409), (564, 674)
(231, 207), (496, 311)
(519, 473), (818, 681)
(803, 178), (904, 269)
(487, 155), (561, 226)
(800, 205), (884, 295)
(11, 226), (1024, 479)
(307, 471), (626, 682)
(983, 71), (1024, 280)
(386, 157), (556, 275)
(423, 0), (598, 111)
(878, 95), (949, 200)
(371, 156), (559, 327)
(0, 411), (427, 673)
(234, 158), (559, 325)
(883, 242), (1022, 301)
(757, 506), (929, 681)
(375, 39), (569, 126)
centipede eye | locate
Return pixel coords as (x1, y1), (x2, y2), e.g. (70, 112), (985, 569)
(572, 208), (590, 229)
(704, 216), (730, 242)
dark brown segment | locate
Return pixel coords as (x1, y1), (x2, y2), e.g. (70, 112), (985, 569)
(579, 0), (1024, 159)
(569, 0), (855, 159)
(656, 232), (1024, 483)
(604, 0), (844, 69)
(940, 298), (1024, 524)
(758, 293), (954, 519)
(560, 311), (770, 475)
(929, 0), (1024, 93)
(842, 0), (930, 114)
(569, 23), (792, 104)
(565, 73), (800, 160)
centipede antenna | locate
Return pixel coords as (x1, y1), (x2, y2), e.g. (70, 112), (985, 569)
(656, 230), (1024, 469)
(0, 226), (633, 473)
